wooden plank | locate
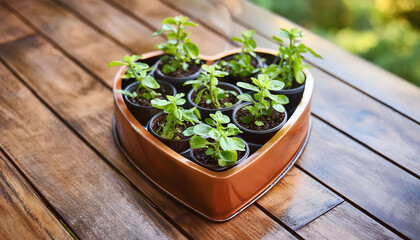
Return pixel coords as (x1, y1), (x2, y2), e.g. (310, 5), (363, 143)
(0, 60), (186, 239)
(0, 151), (72, 240)
(54, 0), (162, 53)
(311, 67), (420, 176)
(3, 0), (130, 87)
(297, 202), (401, 239)
(159, 0), (420, 176)
(0, 5), (33, 45)
(256, 167), (343, 230)
(107, 0), (235, 55)
(299, 118), (420, 239)
(235, 0), (420, 123)
(0, 35), (296, 239)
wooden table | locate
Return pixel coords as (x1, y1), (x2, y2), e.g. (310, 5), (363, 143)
(0, 0), (419, 239)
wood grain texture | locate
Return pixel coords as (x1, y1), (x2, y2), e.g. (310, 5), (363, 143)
(108, 0), (235, 55)
(54, 0), (161, 53)
(235, 0), (420, 122)
(311, 67), (420, 176)
(298, 202), (401, 239)
(0, 60), (185, 239)
(0, 35), (295, 239)
(0, 151), (72, 240)
(299, 118), (420, 239)
(0, 5), (33, 45)
(257, 167), (343, 230)
(3, 0), (129, 87)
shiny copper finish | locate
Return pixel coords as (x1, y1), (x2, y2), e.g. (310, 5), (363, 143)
(113, 48), (313, 221)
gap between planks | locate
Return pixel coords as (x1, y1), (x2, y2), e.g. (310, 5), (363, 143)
(0, 146), (80, 240)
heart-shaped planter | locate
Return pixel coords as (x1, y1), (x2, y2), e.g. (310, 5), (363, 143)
(113, 48), (313, 221)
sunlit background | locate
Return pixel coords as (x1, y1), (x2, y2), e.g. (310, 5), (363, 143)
(249, 0), (420, 86)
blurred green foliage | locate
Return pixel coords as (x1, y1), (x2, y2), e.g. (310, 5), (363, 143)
(250, 0), (420, 86)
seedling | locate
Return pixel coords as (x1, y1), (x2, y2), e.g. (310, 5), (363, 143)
(236, 74), (289, 126)
(265, 28), (322, 88)
(152, 16), (200, 74)
(184, 64), (236, 109)
(108, 55), (160, 100)
(219, 30), (259, 77)
(151, 93), (201, 139)
(183, 111), (245, 167)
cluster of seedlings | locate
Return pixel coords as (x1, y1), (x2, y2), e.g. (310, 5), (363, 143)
(109, 16), (322, 171)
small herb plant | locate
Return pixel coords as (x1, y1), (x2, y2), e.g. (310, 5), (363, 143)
(152, 16), (200, 74)
(264, 28), (322, 88)
(219, 30), (259, 77)
(183, 111), (245, 166)
(236, 74), (289, 126)
(108, 55), (160, 100)
(151, 93), (201, 139)
(184, 64), (237, 108)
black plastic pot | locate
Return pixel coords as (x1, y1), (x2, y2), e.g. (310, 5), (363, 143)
(272, 82), (305, 115)
(121, 57), (160, 90)
(247, 142), (263, 155)
(153, 59), (203, 92)
(147, 112), (191, 153)
(122, 81), (176, 125)
(187, 82), (242, 119)
(216, 53), (264, 85)
(189, 139), (250, 172)
(232, 102), (288, 145)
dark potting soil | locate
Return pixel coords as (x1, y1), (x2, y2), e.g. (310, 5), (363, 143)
(158, 60), (201, 78)
(236, 107), (285, 131)
(192, 147), (246, 168)
(128, 84), (173, 107)
(151, 116), (193, 140)
(220, 54), (258, 83)
(191, 89), (239, 109)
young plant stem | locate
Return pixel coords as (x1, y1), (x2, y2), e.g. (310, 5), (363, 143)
(128, 62), (157, 98)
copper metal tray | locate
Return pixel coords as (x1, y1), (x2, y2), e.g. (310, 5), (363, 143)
(112, 48), (313, 221)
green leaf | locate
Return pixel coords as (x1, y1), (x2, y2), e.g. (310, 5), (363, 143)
(162, 24), (177, 32)
(162, 17), (177, 25)
(220, 136), (237, 151)
(232, 36), (244, 43)
(116, 89), (135, 98)
(231, 137), (245, 151)
(183, 42), (200, 59)
(255, 121), (264, 126)
(183, 21), (199, 27)
(182, 126), (195, 137)
(272, 35), (283, 43)
(108, 61), (126, 68)
(236, 82), (259, 92)
(205, 148), (214, 155)
(272, 102), (285, 113)
(295, 69), (305, 84)
(208, 129), (221, 140)
(175, 98), (186, 105)
(193, 124), (212, 135)
(241, 115), (252, 124)
(307, 47), (323, 59)
(237, 94), (254, 102)
(142, 76), (160, 89)
(195, 88), (206, 105)
(243, 29), (256, 39)
(218, 150), (237, 166)
(269, 80), (285, 91)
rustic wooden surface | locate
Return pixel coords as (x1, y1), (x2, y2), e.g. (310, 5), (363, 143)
(0, 0), (418, 239)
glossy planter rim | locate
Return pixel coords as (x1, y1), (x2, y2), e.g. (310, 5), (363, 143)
(113, 48), (313, 179)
